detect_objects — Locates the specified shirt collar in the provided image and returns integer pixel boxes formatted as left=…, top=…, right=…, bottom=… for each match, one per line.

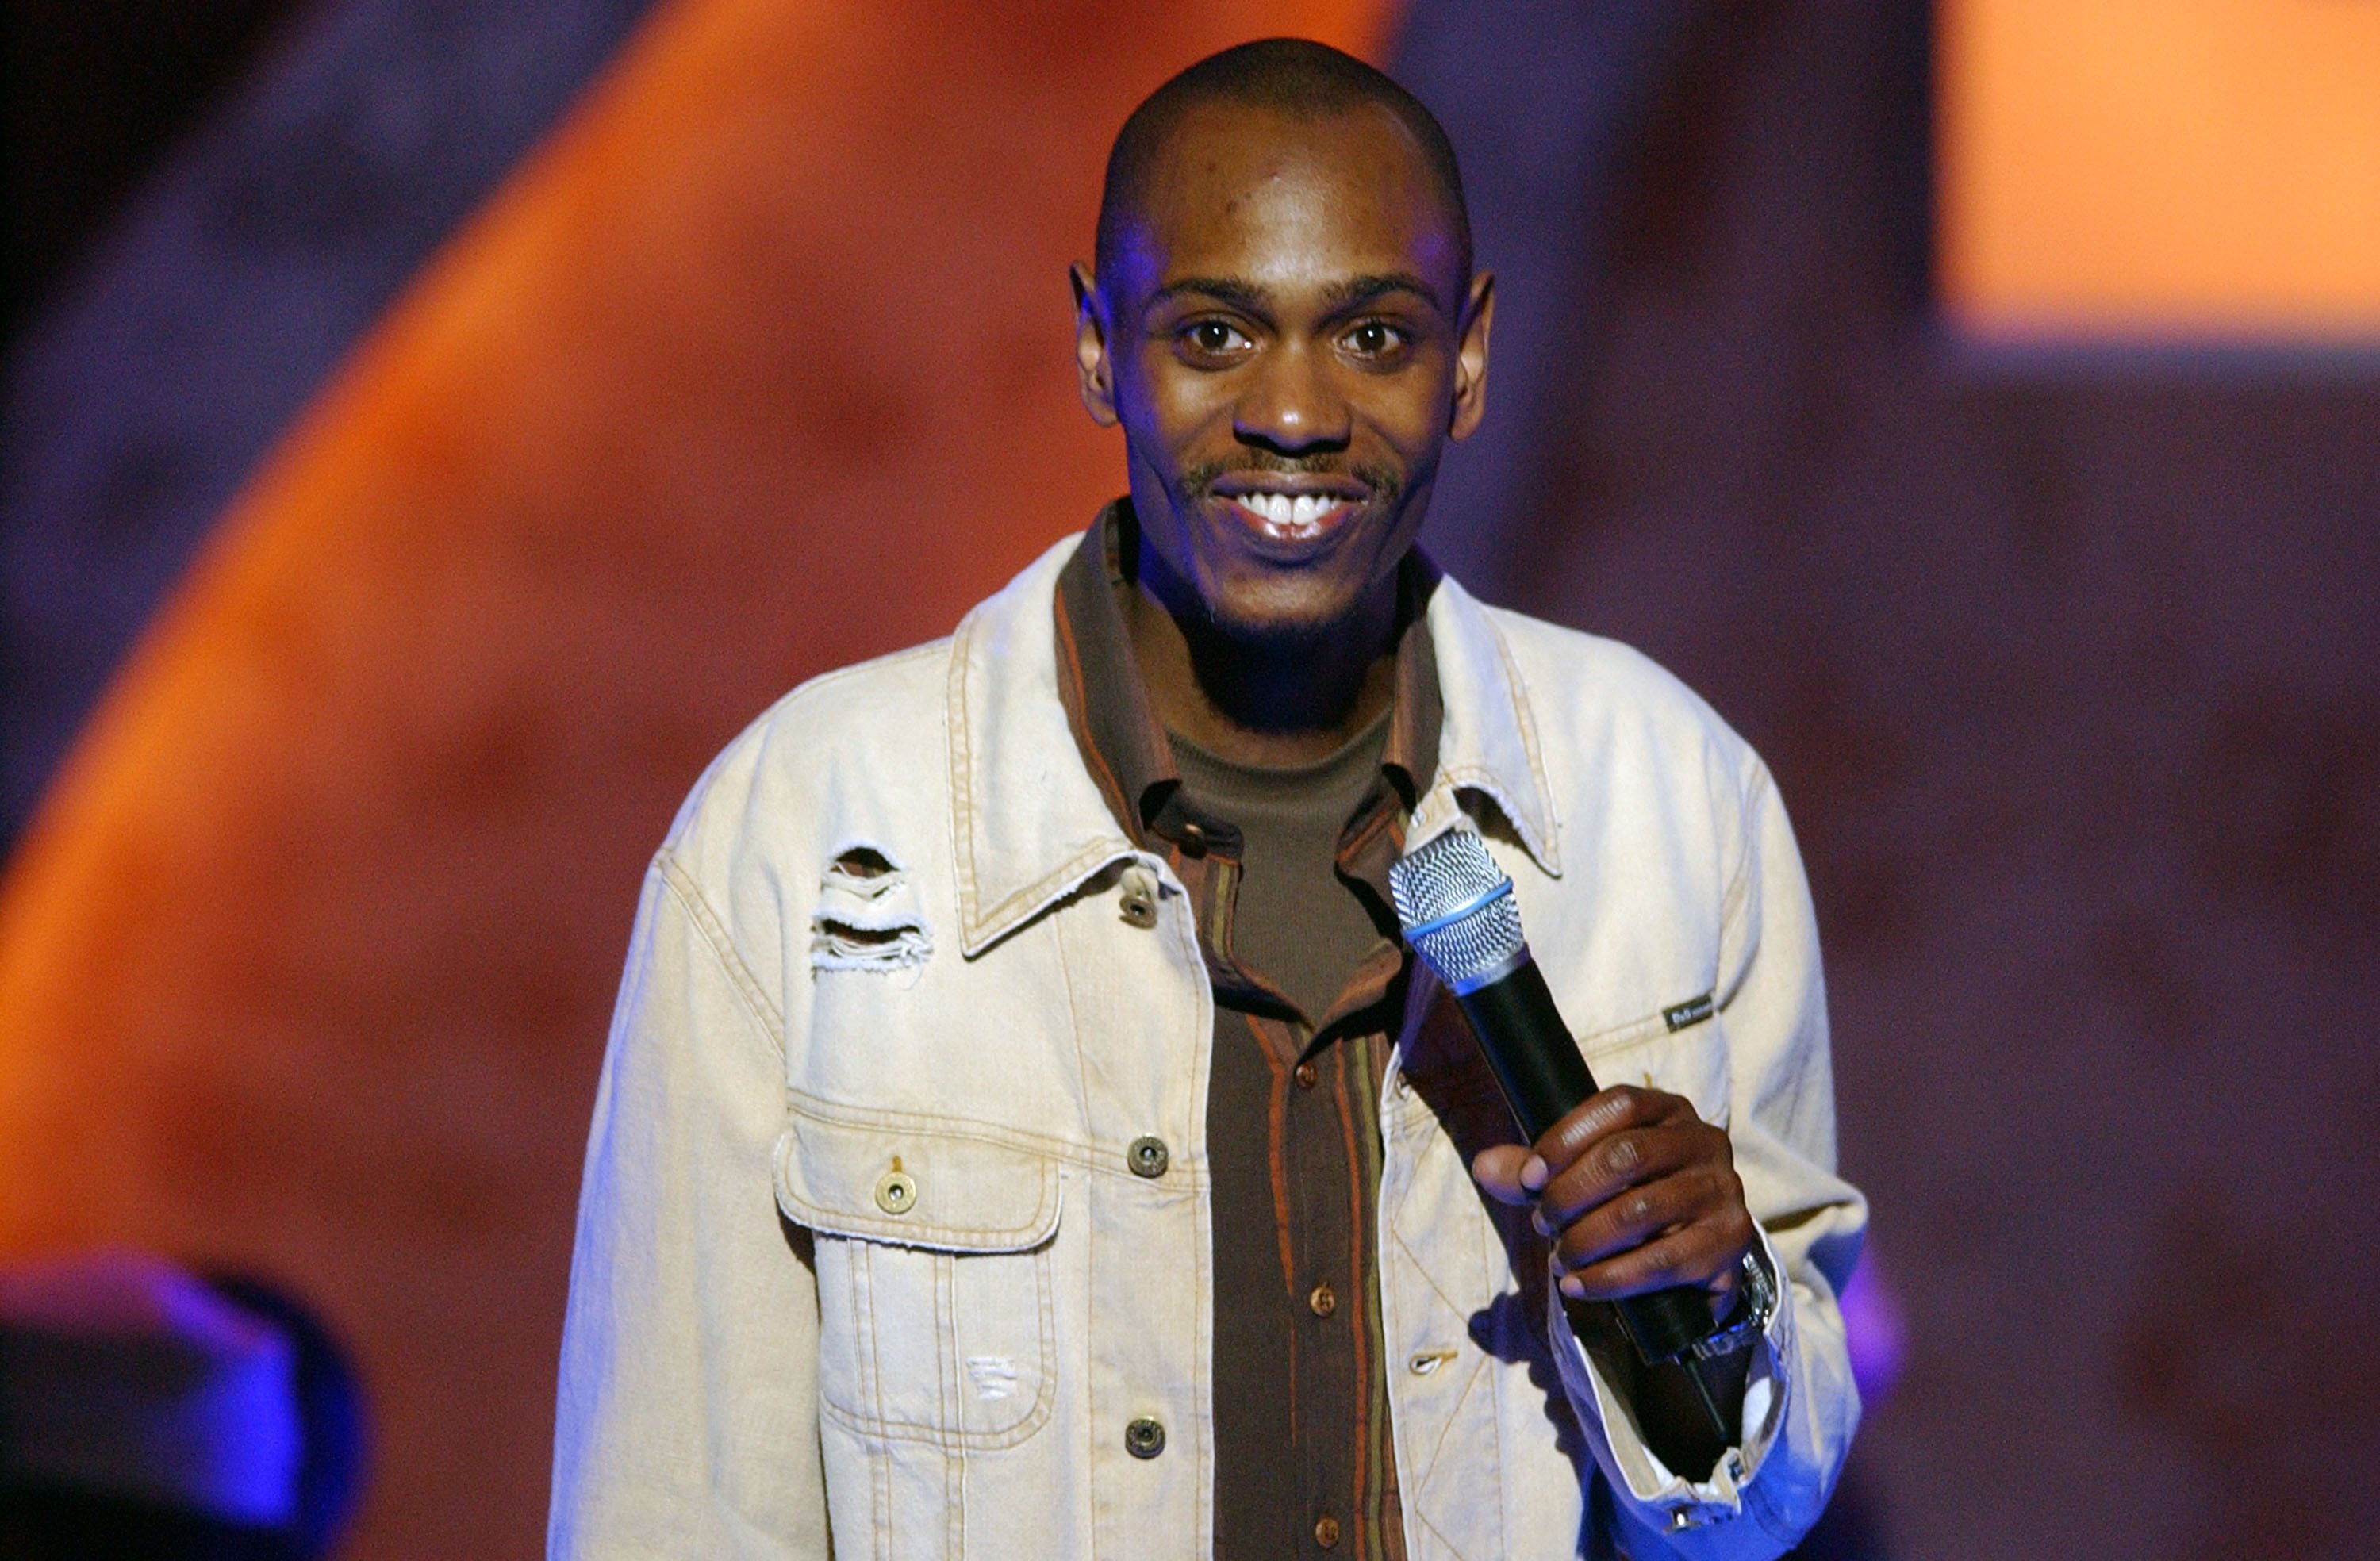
left=948, top=509, right=1559, bottom=957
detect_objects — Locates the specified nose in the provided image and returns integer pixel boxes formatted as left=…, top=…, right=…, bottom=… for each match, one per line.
left=1232, top=340, right=1349, bottom=456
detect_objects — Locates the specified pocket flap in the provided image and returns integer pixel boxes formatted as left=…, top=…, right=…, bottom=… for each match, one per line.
left=775, top=1099, right=1061, bottom=1252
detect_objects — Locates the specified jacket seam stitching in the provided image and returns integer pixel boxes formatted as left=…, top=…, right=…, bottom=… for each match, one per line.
left=947, top=615, right=985, bottom=941
left=1486, top=617, right=1562, bottom=870
left=1414, top=1487, right=1481, bottom=1561
left=1714, top=761, right=1768, bottom=1012
left=1050, top=906, right=1100, bottom=1172
left=966, top=842, right=1140, bottom=954
left=785, top=1087, right=1209, bottom=1186
left=655, top=850, right=785, bottom=1058
left=775, top=1162, right=1060, bottom=1251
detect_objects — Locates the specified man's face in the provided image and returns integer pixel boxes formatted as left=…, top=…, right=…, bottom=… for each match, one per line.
left=1075, top=102, right=1491, bottom=646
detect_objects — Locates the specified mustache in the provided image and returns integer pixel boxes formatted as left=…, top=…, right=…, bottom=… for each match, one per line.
left=1180, top=455, right=1403, bottom=504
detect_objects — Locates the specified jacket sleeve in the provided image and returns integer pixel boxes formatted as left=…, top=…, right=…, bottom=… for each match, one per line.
left=1549, top=761, right=1868, bottom=1560
left=548, top=850, right=828, bottom=1559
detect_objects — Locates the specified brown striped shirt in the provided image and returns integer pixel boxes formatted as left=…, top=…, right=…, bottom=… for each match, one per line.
left=1054, top=503, right=1440, bottom=1561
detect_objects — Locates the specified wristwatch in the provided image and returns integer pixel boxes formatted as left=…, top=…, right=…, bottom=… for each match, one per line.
left=1688, top=1247, right=1777, bottom=1361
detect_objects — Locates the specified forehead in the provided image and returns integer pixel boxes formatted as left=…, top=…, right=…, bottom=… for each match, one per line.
left=1113, top=101, right=1464, bottom=303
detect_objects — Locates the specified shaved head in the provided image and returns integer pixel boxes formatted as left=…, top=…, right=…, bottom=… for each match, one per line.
left=1096, top=38, right=1471, bottom=289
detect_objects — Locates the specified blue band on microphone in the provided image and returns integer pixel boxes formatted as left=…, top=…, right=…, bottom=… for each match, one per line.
left=1398, top=882, right=1511, bottom=944
left=1441, top=947, right=1529, bottom=996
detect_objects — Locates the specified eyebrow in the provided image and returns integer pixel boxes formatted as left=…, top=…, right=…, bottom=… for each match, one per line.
left=1147, top=270, right=1445, bottom=315
left=1327, top=272, right=1443, bottom=311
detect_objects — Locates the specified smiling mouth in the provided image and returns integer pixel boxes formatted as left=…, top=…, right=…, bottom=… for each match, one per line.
left=1218, top=489, right=1359, bottom=543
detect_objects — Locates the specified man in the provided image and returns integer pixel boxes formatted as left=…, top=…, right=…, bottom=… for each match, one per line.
left=551, top=38, right=1863, bottom=1561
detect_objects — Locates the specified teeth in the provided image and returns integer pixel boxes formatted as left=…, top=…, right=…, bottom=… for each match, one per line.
left=1234, top=491, right=1340, bottom=539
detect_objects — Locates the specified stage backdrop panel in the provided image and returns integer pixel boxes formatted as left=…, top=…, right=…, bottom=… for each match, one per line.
left=0, top=2, right=1393, bottom=1557
left=1940, top=0, right=2380, bottom=341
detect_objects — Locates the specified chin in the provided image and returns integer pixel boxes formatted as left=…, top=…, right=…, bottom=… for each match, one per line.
left=1200, top=580, right=1366, bottom=647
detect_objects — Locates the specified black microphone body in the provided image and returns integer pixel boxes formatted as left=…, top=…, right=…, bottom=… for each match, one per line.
left=1389, top=827, right=1741, bottom=1468
left=1445, top=953, right=1718, bottom=1367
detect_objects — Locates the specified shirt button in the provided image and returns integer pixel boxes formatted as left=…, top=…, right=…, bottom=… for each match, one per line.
left=1307, top=1283, right=1338, bottom=1318
left=1127, top=1136, right=1170, bottom=1178
left=1124, top=1417, right=1166, bottom=1459
left=1314, top=1515, right=1341, bottom=1548
left=1295, top=1061, right=1319, bottom=1089
left=1177, top=822, right=1209, bottom=858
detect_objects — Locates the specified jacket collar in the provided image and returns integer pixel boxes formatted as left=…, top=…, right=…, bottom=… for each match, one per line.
left=949, top=522, right=1561, bottom=957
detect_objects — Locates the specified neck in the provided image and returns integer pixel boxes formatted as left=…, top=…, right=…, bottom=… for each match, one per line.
left=1122, top=559, right=1401, bottom=769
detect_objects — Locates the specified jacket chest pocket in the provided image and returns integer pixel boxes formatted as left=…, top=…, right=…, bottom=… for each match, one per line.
left=776, top=1101, right=1062, bottom=1449
left=1580, top=1006, right=1734, bottom=1129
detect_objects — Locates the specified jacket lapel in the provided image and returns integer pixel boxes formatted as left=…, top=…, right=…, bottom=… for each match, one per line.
left=1408, top=574, right=1562, bottom=877
left=948, top=535, right=1140, bottom=956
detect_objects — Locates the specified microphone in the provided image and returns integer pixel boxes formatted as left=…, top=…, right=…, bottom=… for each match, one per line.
left=1388, top=828, right=1722, bottom=1372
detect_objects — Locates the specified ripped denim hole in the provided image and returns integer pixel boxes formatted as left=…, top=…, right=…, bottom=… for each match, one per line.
left=811, top=840, right=931, bottom=976
left=828, top=846, right=896, bottom=881
left=966, top=1356, right=1018, bottom=1401
left=810, top=911, right=932, bottom=974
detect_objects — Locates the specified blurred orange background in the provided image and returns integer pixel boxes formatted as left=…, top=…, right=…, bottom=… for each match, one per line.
left=0, top=2, right=1392, bottom=1555
left=1940, top=0, right=2380, bottom=339
left=6, top=3, right=2378, bottom=1559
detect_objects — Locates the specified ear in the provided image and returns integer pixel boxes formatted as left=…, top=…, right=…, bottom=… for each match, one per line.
left=1449, top=270, right=1495, bottom=442
left=1072, top=263, right=1119, bottom=428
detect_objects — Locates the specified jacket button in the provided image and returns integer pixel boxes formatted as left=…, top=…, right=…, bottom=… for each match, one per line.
left=1314, top=1515, right=1341, bottom=1548
left=1307, top=1284, right=1338, bottom=1318
left=1177, top=822, right=1208, bottom=858
left=1295, top=1061, right=1319, bottom=1089
left=1124, top=1417, right=1166, bottom=1459
left=873, top=1168, right=916, bottom=1215
left=1127, top=1136, right=1169, bottom=1178
left=1119, top=868, right=1158, bottom=928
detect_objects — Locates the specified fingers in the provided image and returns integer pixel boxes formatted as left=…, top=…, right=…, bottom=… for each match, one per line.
left=1549, top=1164, right=1752, bottom=1294
left=1531, top=1085, right=1683, bottom=1172
left=1534, top=1120, right=1712, bottom=1236
left=1469, top=1144, right=1548, bottom=1206
left=1518, top=1085, right=1755, bottom=1302
left=1554, top=1206, right=1752, bottom=1302
left=1533, top=1088, right=1709, bottom=1229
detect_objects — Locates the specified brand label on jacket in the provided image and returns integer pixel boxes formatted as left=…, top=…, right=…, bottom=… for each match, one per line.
left=1663, top=992, right=1715, bottom=1032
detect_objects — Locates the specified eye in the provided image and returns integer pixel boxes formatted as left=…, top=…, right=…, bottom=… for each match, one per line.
left=1179, top=319, right=1253, bottom=359
left=1341, top=320, right=1411, bottom=361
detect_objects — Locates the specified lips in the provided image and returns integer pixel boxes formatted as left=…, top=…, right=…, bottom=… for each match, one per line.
left=1209, top=480, right=1368, bottom=545
left=1230, top=491, right=1345, bottom=540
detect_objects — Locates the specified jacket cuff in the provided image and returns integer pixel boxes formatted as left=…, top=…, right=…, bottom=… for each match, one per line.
left=1549, top=1223, right=1798, bottom=1544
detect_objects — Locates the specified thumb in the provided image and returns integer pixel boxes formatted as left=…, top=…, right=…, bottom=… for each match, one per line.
left=1470, top=1144, right=1548, bottom=1206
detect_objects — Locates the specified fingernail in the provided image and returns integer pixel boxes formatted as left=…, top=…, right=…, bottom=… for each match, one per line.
left=1529, top=1208, right=1550, bottom=1238
left=1519, top=1156, right=1549, bottom=1191
left=1558, top=1274, right=1585, bottom=1299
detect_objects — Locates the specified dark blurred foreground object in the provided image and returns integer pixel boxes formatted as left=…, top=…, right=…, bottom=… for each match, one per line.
left=0, top=1252, right=367, bottom=1559
left=1, top=0, right=301, bottom=338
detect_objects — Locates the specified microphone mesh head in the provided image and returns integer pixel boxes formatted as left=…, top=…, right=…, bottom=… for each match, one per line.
left=1388, top=829, right=1526, bottom=991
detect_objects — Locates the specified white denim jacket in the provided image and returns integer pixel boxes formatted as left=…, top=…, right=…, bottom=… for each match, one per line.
left=549, top=538, right=1866, bottom=1560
